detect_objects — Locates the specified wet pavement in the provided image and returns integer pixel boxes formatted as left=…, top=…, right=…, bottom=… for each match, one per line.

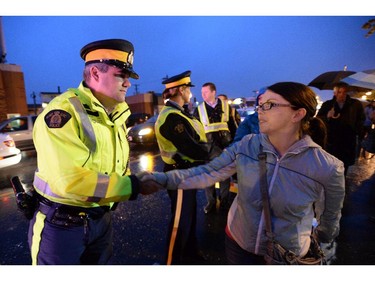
left=0, top=146, right=374, bottom=265
left=332, top=155, right=375, bottom=265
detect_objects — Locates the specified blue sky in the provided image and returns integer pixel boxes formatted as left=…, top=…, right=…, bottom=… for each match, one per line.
left=2, top=13, right=375, bottom=104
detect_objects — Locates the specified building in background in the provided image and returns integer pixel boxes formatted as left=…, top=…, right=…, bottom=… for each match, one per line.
left=0, top=17, right=28, bottom=121
left=0, top=63, right=28, bottom=121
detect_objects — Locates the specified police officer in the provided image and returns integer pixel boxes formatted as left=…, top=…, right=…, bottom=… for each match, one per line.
left=155, top=71, right=220, bottom=264
left=194, top=82, right=240, bottom=214
left=29, top=39, right=159, bottom=265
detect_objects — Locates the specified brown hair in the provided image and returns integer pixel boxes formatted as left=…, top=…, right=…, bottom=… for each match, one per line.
left=202, top=82, right=216, bottom=92
left=267, top=82, right=327, bottom=148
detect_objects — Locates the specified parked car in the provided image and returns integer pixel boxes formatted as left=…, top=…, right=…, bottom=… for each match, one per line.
left=127, top=114, right=158, bottom=145
left=126, top=113, right=151, bottom=128
left=0, top=133, right=22, bottom=168
left=0, top=115, right=37, bottom=151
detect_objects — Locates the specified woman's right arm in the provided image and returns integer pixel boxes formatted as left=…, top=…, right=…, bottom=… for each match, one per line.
left=152, top=143, right=238, bottom=190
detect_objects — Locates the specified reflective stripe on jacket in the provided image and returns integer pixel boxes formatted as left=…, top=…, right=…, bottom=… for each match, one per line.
left=197, top=100, right=230, bottom=133
left=155, top=106, right=207, bottom=165
left=33, top=82, right=133, bottom=207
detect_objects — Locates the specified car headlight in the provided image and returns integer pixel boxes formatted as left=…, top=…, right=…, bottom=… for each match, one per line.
left=138, top=128, right=153, bottom=136
left=4, top=139, right=15, bottom=147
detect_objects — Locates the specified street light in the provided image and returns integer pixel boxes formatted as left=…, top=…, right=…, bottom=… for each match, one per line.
left=30, top=92, right=37, bottom=115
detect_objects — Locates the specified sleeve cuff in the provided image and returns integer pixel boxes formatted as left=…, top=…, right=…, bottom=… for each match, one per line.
left=129, top=175, right=140, bottom=200
left=152, top=172, right=168, bottom=188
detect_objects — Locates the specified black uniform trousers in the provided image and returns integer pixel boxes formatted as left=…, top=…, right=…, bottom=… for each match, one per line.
left=164, top=163, right=200, bottom=265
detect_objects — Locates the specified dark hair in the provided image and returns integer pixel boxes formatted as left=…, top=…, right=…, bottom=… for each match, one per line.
left=164, top=86, right=186, bottom=99
left=202, top=82, right=216, bottom=92
left=267, top=82, right=327, bottom=148
left=218, top=94, right=228, bottom=100
left=333, top=82, right=349, bottom=89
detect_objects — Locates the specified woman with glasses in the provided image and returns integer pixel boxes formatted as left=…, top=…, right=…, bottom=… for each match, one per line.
left=141, top=81, right=345, bottom=265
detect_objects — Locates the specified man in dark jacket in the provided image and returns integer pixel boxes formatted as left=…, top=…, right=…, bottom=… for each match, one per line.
left=194, top=82, right=239, bottom=213
left=317, top=82, right=365, bottom=177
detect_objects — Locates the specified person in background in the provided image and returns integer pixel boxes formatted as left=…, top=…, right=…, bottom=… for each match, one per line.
left=29, top=39, right=159, bottom=265
left=317, top=82, right=365, bottom=177
left=194, top=83, right=239, bottom=214
left=155, top=70, right=220, bottom=264
left=217, top=94, right=241, bottom=129
left=361, top=99, right=375, bottom=159
left=140, top=81, right=345, bottom=265
left=233, top=90, right=264, bottom=143
left=363, top=100, right=375, bottom=135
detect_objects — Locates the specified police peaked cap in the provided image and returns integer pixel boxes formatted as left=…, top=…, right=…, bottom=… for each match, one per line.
left=80, top=39, right=139, bottom=79
left=162, top=70, right=195, bottom=89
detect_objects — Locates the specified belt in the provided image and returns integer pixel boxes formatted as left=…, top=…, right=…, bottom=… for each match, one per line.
left=37, top=194, right=110, bottom=227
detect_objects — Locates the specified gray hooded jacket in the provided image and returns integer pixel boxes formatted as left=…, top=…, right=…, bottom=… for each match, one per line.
left=152, top=133, right=345, bottom=257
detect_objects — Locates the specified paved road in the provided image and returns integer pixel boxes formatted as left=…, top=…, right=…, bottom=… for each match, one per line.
left=0, top=148, right=374, bottom=265
left=332, top=155, right=375, bottom=265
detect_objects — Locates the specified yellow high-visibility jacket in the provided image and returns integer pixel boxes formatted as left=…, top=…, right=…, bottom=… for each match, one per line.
left=197, top=99, right=230, bottom=133
left=33, top=82, right=134, bottom=208
left=155, top=105, right=208, bottom=165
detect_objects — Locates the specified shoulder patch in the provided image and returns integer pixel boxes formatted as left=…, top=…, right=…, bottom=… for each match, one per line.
left=174, top=123, right=185, bottom=134
left=44, top=110, right=72, bottom=128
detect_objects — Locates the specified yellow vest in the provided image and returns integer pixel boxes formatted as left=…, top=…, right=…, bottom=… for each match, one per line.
left=33, top=82, right=132, bottom=207
left=155, top=106, right=207, bottom=165
left=197, top=100, right=230, bottom=133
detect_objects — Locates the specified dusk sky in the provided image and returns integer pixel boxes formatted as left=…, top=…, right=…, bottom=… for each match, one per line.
left=2, top=4, right=375, bottom=105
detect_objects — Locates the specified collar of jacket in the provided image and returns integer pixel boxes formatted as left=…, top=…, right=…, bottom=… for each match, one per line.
left=74, top=82, right=131, bottom=124
left=205, top=98, right=218, bottom=108
left=259, top=133, right=320, bottom=159
left=166, top=100, right=184, bottom=111
left=166, top=100, right=194, bottom=119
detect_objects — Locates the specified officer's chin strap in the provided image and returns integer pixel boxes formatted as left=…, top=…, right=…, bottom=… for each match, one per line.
left=167, top=189, right=183, bottom=265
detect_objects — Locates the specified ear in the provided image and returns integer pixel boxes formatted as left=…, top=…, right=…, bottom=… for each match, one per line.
left=178, top=86, right=185, bottom=95
left=90, top=66, right=100, bottom=81
left=292, top=108, right=307, bottom=123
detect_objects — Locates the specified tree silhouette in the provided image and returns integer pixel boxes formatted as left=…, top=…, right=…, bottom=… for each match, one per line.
left=362, top=19, right=375, bottom=38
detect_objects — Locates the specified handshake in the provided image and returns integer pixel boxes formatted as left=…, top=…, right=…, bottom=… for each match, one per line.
left=136, top=172, right=165, bottom=195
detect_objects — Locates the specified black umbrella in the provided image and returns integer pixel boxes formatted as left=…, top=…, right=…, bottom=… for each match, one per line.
left=308, top=70, right=356, bottom=90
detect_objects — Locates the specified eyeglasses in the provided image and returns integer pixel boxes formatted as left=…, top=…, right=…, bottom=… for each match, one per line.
left=255, top=101, right=296, bottom=112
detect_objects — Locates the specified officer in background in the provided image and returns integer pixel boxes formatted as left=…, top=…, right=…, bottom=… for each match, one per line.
left=194, top=82, right=240, bottom=214
left=217, top=94, right=241, bottom=129
left=155, top=71, right=220, bottom=264
left=29, top=39, right=159, bottom=265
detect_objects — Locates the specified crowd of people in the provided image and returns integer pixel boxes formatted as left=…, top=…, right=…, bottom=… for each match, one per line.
left=25, top=37, right=374, bottom=265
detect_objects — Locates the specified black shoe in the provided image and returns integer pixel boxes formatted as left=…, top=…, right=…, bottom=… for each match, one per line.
left=204, top=202, right=215, bottom=214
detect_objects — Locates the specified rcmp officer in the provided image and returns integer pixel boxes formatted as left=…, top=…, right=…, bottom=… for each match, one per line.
left=194, top=82, right=240, bottom=213
left=155, top=70, right=220, bottom=264
left=29, top=39, right=159, bottom=265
